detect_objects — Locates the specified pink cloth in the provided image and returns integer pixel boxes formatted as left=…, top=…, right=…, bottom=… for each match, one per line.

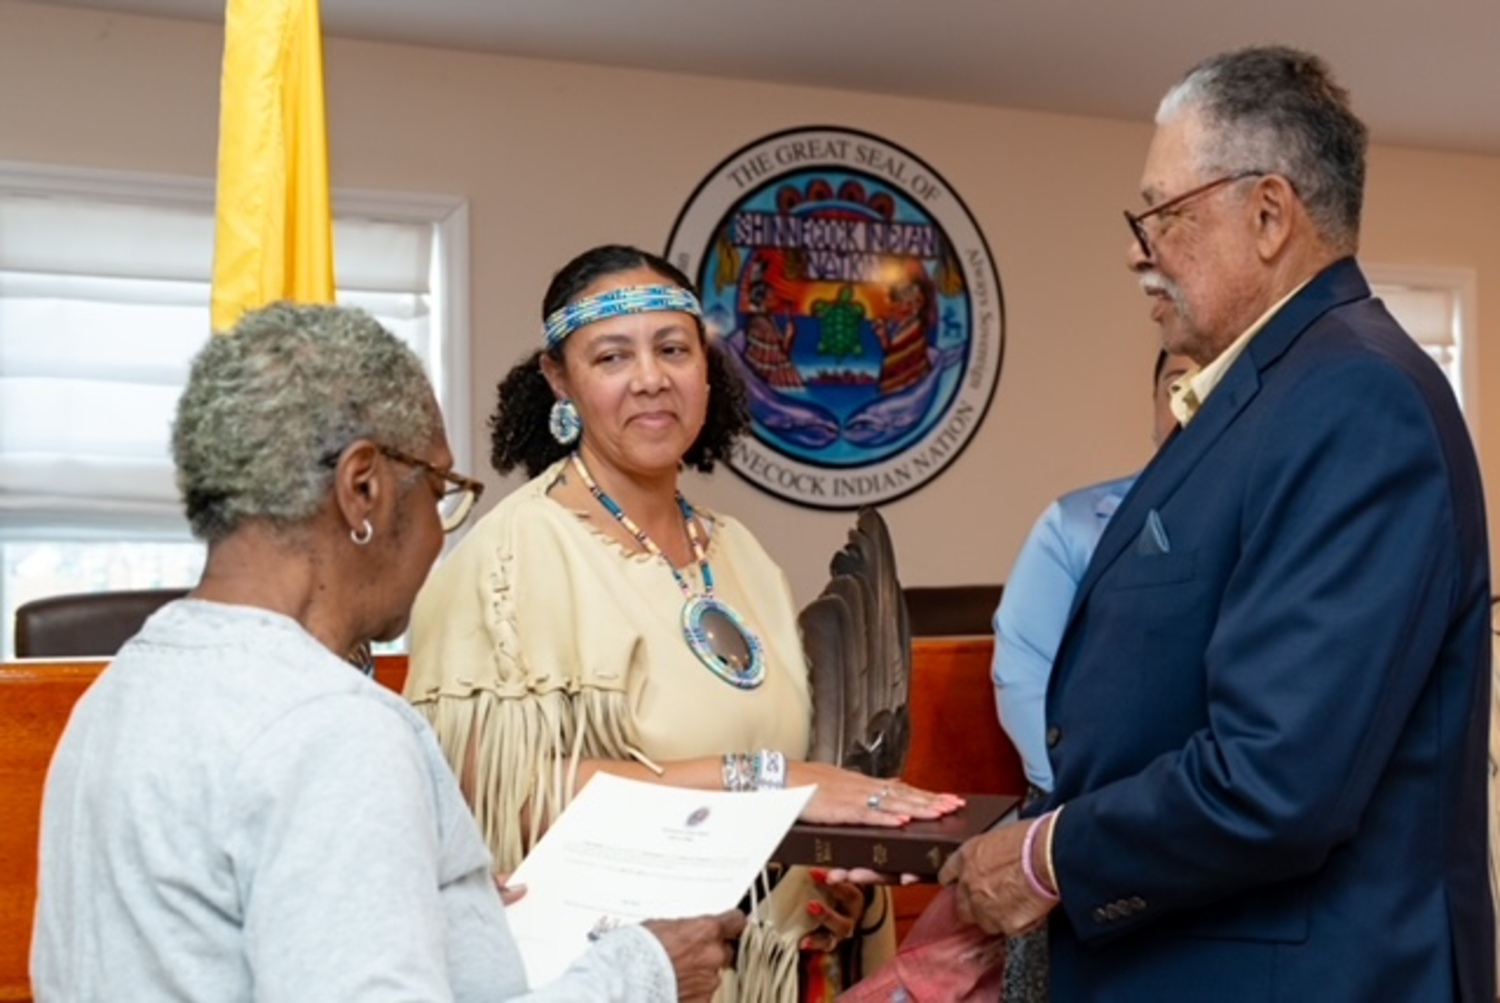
left=836, top=886, right=1007, bottom=1002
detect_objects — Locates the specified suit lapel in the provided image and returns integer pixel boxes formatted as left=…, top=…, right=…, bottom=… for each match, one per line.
left=1062, top=258, right=1373, bottom=630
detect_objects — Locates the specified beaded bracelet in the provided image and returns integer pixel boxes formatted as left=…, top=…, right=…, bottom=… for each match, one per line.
left=721, top=752, right=756, bottom=792
left=753, top=749, right=787, bottom=789
left=722, top=750, right=788, bottom=791
left=1021, top=811, right=1060, bottom=903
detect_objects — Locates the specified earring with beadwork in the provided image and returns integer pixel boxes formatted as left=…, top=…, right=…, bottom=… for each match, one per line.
left=549, top=398, right=581, bottom=445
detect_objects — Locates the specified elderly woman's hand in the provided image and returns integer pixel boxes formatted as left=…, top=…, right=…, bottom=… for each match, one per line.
left=789, top=762, right=964, bottom=827
left=642, top=909, right=747, bottom=1003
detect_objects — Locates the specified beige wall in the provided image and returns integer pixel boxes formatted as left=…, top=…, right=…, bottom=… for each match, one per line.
left=4, top=0, right=1498, bottom=604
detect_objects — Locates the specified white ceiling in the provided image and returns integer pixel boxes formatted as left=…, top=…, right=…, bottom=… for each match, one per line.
left=33, top=0, right=1500, bottom=157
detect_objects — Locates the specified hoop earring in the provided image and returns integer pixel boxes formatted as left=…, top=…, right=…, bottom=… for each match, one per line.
left=350, top=519, right=374, bottom=546
left=549, top=399, right=582, bottom=445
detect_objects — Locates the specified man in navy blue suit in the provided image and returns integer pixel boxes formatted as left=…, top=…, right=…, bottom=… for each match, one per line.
left=941, top=45, right=1493, bottom=1001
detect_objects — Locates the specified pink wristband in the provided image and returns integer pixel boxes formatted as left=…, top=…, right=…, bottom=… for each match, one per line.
left=1021, top=813, right=1060, bottom=903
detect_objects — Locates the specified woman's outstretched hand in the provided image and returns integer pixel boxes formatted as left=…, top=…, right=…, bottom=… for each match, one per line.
left=789, top=762, right=965, bottom=827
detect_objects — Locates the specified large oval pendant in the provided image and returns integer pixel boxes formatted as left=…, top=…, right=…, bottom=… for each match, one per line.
left=681, top=595, right=766, bottom=689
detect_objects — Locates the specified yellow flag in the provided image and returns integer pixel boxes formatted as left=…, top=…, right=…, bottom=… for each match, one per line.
left=210, top=0, right=336, bottom=334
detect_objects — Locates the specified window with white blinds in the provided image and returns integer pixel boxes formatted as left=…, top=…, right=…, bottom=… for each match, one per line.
left=0, top=162, right=470, bottom=655
left=1368, top=264, right=1478, bottom=435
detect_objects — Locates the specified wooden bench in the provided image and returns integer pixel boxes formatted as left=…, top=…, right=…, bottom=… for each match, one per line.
left=0, top=638, right=1018, bottom=999
left=0, top=655, right=410, bottom=1002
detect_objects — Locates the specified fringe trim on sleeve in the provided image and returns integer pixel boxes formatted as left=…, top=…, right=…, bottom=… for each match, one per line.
left=407, top=464, right=644, bottom=872
left=409, top=687, right=637, bottom=872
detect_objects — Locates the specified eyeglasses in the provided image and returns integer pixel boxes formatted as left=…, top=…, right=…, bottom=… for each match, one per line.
left=1123, top=169, right=1267, bottom=259
left=377, top=445, right=485, bottom=533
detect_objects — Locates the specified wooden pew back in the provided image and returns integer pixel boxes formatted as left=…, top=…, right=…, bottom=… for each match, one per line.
left=890, top=637, right=1023, bottom=936
left=0, top=662, right=100, bottom=1002
left=0, top=656, right=408, bottom=1003
left=0, top=641, right=1016, bottom=998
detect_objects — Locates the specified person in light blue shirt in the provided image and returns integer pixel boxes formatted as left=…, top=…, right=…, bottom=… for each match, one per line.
left=992, top=349, right=1192, bottom=794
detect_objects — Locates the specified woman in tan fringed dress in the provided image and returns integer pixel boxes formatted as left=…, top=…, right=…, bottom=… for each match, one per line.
left=406, top=245, right=961, bottom=1002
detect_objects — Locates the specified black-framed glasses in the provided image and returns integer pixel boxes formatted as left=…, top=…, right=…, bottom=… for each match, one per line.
left=377, top=445, right=485, bottom=533
left=1123, top=169, right=1267, bottom=259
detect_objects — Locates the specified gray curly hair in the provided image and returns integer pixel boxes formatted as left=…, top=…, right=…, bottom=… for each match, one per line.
left=1158, top=45, right=1368, bottom=255
left=172, top=302, right=441, bottom=542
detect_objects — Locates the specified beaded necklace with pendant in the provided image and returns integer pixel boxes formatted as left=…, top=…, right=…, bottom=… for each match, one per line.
left=570, top=452, right=766, bottom=689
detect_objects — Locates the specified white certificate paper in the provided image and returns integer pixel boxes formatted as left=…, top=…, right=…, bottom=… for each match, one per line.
left=504, top=773, right=815, bottom=989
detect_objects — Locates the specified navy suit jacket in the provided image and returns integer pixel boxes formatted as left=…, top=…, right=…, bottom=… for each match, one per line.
left=1041, top=259, right=1493, bottom=1002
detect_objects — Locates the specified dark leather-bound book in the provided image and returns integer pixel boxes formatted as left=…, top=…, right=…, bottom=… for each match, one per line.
left=772, top=794, right=1019, bottom=879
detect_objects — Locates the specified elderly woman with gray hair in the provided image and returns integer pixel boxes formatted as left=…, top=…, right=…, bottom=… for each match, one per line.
left=31, top=302, right=743, bottom=1002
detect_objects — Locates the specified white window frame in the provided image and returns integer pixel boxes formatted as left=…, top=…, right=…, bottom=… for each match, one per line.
left=1366, top=261, right=1479, bottom=445
left=0, top=160, right=472, bottom=477
left=0, top=161, right=471, bottom=651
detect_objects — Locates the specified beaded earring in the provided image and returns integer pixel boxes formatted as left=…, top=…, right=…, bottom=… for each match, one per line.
left=549, top=399, right=581, bottom=445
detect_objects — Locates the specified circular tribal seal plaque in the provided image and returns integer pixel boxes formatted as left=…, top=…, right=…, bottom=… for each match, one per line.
left=666, top=126, right=1003, bottom=509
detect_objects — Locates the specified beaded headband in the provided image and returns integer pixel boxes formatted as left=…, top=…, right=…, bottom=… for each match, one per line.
left=543, top=284, right=703, bottom=348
